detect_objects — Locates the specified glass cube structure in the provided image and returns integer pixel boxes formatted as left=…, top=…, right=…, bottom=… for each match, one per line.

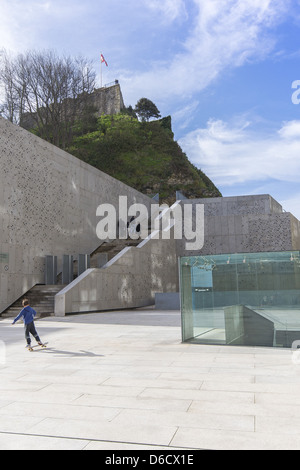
left=180, top=251, right=300, bottom=348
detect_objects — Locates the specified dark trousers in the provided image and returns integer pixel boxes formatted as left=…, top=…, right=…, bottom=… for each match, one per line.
left=25, top=321, right=41, bottom=345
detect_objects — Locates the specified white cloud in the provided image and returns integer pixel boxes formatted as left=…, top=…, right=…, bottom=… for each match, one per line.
left=120, top=0, right=290, bottom=106
left=0, top=0, right=290, bottom=101
left=278, top=120, right=300, bottom=139
left=172, top=101, right=200, bottom=130
left=280, top=193, right=300, bottom=220
left=179, top=118, right=300, bottom=187
left=0, top=0, right=87, bottom=53
left=179, top=116, right=300, bottom=219
left=144, top=0, right=187, bottom=23
left=0, top=1, right=48, bottom=51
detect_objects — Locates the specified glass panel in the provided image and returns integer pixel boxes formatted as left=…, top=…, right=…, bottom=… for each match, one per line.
left=180, top=251, right=300, bottom=348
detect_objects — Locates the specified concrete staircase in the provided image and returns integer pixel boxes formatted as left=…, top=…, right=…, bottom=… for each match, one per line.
left=1, top=285, right=65, bottom=319
left=1, top=235, right=144, bottom=319
left=90, top=237, right=141, bottom=267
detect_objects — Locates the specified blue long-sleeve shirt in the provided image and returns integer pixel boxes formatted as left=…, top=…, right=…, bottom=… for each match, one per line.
left=12, top=306, right=37, bottom=325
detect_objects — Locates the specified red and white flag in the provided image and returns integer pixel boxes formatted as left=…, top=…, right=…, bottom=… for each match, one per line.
left=101, top=54, right=108, bottom=67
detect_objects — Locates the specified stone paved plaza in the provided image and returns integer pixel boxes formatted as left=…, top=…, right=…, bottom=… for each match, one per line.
left=1, top=307, right=300, bottom=450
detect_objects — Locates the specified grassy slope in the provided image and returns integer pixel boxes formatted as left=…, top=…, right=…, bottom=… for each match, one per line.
left=67, top=114, right=221, bottom=204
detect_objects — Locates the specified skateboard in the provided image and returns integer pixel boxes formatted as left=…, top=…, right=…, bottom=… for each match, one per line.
left=26, top=342, right=48, bottom=352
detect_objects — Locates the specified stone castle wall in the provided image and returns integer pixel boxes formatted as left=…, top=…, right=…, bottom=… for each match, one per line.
left=21, top=82, right=125, bottom=130
left=88, top=83, right=125, bottom=117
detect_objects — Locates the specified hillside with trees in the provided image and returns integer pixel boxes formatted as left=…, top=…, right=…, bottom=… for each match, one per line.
left=0, top=49, right=221, bottom=203
left=67, top=112, right=221, bottom=204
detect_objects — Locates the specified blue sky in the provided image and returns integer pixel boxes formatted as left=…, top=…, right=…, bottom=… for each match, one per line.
left=1, top=0, right=300, bottom=217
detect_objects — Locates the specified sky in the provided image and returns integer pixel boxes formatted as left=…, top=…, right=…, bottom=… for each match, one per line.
left=1, top=0, right=300, bottom=218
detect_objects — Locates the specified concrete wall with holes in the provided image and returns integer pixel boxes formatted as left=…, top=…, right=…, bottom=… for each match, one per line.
left=177, top=194, right=300, bottom=257
left=0, top=116, right=153, bottom=313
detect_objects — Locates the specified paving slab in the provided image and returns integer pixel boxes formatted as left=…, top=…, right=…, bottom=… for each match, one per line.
left=1, top=307, right=300, bottom=450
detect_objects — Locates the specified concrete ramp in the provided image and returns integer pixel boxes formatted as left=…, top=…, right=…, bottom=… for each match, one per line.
left=224, top=305, right=300, bottom=348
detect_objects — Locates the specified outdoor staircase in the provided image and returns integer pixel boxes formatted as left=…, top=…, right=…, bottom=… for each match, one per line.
left=1, top=285, right=65, bottom=319
left=90, top=214, right=154, bottom=267
left=1, top=229, right=146, bottom=319
left=90, top=237, right=142, bottom=267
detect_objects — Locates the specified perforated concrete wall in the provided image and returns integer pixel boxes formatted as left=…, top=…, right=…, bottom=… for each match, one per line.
left=177, top=195, right=300, bottom=256
left=0, top=116, right=153, bottom=313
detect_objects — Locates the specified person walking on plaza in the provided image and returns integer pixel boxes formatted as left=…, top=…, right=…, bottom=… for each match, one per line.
left=12, top=299, right=44, bottom=350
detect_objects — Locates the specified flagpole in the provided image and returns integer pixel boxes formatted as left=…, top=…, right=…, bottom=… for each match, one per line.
left=100, top=53, right=108, bottom=88
left=100, top=52, right=103, bottom=88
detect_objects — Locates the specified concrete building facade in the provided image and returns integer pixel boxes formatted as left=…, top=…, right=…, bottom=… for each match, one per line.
left=0, top=116, right=162, bottom=314
left=177, top=194, right=300, bottom=257
left=2, top=113, right=300, bottom=318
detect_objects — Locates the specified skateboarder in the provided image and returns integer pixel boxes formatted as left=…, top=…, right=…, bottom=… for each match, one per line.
left=12, top=299, right=44, bottom=350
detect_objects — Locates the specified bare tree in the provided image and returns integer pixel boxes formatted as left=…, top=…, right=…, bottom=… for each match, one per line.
left=0, top=50, right=21, bottom=123
left=0, top=50, right=96, bottom=147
